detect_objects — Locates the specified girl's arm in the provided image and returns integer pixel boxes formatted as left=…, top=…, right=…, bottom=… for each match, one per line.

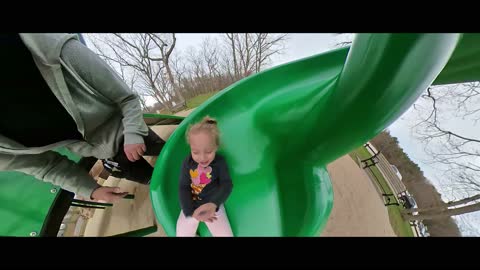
left=179, top=160, right=195, bottom=217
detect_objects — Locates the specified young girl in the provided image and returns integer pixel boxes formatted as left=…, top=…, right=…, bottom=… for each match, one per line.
left=176, top=116, right=234, bottom=237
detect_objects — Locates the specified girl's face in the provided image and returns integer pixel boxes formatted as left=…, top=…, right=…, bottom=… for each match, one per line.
left=189, top=131, right=217, bottom=168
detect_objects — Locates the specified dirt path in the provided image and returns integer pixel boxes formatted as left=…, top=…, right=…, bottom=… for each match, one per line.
left=321, top=155, right=396, bottom=236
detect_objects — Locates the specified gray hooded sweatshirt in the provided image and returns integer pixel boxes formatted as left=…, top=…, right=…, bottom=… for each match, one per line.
left=0, top=34, right=149, bottom=198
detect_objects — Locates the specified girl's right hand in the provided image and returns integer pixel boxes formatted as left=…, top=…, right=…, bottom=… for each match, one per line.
left=204, top=215, right=218, bottom=223
left=193, top=203, right=218, bottom=222
left=194, top=211, right=216, bottom=222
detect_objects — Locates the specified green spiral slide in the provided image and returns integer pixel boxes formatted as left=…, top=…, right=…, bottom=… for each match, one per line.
left=150, top=33, right=480, bottom=236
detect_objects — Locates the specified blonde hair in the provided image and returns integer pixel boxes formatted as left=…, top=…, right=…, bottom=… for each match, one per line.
left=186, top=116, right=220, bottom=147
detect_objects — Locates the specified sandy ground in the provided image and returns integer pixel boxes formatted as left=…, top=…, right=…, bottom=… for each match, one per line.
left=82, top=109, right=395, bottom=237
left=322, top=155, right=395, bottom=236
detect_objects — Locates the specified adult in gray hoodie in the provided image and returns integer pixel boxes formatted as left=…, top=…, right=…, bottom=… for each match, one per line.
left=0, top=33, right=165, bottom=202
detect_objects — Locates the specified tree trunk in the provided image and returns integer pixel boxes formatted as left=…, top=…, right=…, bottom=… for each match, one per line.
left=161, top=34, right=185, bottom=107
left=227, top=34, right=239, bottom=80
left=244, top=33, right=250, bottom=76
left=138, top=95, right=149, bottom=111
left=147, top=76, right=171, bottom=111
left=164, top=62, right=185, bottom=106
left=403, top=201, right=480, bottom=221
left=256, top=34, right=262, bottom=73
left=403, top=194, right=480, bottom=214
left=155, top=91, right=172, bottom=111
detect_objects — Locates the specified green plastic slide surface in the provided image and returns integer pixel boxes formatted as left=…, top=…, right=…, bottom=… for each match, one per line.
left=151, top=34, right=477, bottom=236
left=0, top=171, right=60, bottom=237
left=433, top=33, right=480, bottom=85
left=0, top=148, right=80, bottom=237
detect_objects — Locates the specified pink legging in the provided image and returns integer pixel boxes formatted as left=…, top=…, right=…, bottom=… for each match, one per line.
left=176, top=205, right=233, bottom=237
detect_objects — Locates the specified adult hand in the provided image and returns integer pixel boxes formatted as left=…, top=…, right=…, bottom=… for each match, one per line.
left=124, top=143, right=146, bottom=162
left=91, top=186, right=128, bottom=203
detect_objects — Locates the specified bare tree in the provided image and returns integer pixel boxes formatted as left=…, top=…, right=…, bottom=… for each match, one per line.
left=223, top=33, right=288, bottom=78
left=336, top=41, right=352, bottom=47
left=171, top=52, right=187, bottom=88
left=225, top=33, right=239, bottom=79
left=334, top=33, right=354, bottom=48
left=185, top=46, right=206, bottom=96
left=137, top=70, right=173, bottom=111
left=86, top=35, right=152, bottom=111
left=170, top=51, right=189, bottom=99
left=201, top=37, right=221, bottom=78
left=87, top=33, right=174, bottom=111
left=253, top=33, right=288, bottom=72
left=138, top=93, right=150, bottom=111
left=412, top=83, right=480, bottom=196
left=237, top=33, right=254, bottom=75
left=87, top=33, right=290, bottom=112
left=184, top=36, right=245, bottom=97
left=123, top=70, right=149, bottom=111
left=220, top=47, right=235, bottom=81
left=147, top=33, right=186, bottom=107
left=196, top=37, right=224, bottom=94
left=400, top=80, right=480, bottom=225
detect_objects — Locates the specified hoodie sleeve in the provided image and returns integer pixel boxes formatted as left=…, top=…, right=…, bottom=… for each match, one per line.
left=179, top=158, right=195, bottom=217
left=0, top=151, right=101, bottom=198
left=60, top=39, right=148, bottom=145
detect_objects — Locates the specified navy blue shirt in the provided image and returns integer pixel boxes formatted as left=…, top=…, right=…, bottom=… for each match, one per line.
left=179, top=154, right=233, bottom=217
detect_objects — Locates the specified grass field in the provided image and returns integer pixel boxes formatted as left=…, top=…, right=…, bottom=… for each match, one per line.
left=186, top=92, right=219, bottom=109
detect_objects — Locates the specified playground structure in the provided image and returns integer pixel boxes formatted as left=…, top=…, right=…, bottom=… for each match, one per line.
left=1, top=33, right=480, bottom=237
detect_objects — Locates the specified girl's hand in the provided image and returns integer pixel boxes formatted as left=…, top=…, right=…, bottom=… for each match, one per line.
left=193, top=203, right=217, bottom=222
